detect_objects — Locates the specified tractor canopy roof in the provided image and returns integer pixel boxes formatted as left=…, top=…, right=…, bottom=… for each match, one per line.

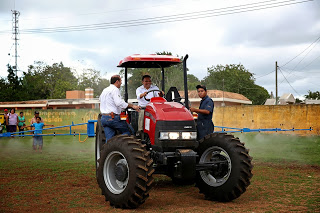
left=117, top=54, right=181, bottom=68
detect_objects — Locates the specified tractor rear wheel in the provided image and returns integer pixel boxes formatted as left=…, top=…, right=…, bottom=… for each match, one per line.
left=95, top=114, right=105, bottom=176
left=97, top=135, right=154, bottom=208
left=196, top=133, right=253, bottom=201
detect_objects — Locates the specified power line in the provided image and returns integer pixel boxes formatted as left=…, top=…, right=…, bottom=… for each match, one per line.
left=279, top=38, right=320, bottom=86
left=278, top=35, right=320, bottom=86
left=280, top=35, right=320, bottom=68
left=300, top=54, right=320, bottom=70
left=0, top=0, right=313, bottom=34
left=255, top=70, right=275, bottom=79
left=280, top=68, right=320, bottom=88
left=278, top=67, right=301, bottom=96
left=0, top=0, right=176, bottom=22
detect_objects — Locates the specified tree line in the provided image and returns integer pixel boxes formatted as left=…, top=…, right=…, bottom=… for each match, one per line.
left=0, top=62, right=109, bottom=102
left=122, top=51, right=270, bottom=105
left=6, top=51, right=315, bottom=105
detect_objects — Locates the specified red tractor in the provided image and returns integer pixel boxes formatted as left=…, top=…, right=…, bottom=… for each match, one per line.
left=95, top=54, right=253, bottom=208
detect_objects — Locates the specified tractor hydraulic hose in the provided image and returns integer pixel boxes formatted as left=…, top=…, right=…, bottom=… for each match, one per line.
left=78, top=133, right=88, bottom=143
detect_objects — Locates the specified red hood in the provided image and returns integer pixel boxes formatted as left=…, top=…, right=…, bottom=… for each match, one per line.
left=145, top=98, right=193, bottom=121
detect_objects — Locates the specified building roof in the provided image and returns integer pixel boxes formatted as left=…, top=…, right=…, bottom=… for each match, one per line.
left=305, top=99, right=320, bottom=104
left=179, top=90, right=252, bottom=104
left=0, top=100, right=48, bottom=108
left=264, top=93, right=296, bottom=105
left=279, top=93, right=295, bottom=103
left=0, top=89, right=252, bottom=108
left=264, top=99, right=276, bottom=105
left=0, top=99, right=99, bottom=108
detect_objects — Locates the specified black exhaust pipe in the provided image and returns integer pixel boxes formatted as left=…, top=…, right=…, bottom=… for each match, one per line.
left=183, top=54, right=189, bottom=109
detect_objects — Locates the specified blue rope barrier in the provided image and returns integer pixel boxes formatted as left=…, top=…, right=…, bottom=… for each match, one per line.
left=214, top=126, right=313, bottom=133
left=0, top=120, right=97, bottom=138
left=0, top=121, right=312, bottom=138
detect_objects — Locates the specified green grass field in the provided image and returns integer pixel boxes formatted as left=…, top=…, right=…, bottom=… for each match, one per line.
left=0, top=133, right=319, bottom=212
left=236, top=133, right=320, bottom=165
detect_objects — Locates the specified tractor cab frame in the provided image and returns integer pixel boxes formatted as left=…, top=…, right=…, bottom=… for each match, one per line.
left=118, top=54, right=190, bottom=108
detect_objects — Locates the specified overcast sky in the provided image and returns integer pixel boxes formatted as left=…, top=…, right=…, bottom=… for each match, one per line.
left=0, top=0, right=319, bottom=100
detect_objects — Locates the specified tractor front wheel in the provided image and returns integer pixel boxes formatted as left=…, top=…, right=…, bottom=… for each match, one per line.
left=97, top=135, right=154, bottom=208
left=196, top=133, right=253, bottom=201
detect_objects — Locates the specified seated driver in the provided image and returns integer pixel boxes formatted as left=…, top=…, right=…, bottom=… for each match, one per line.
left=136, top=75, right=163, bottom=134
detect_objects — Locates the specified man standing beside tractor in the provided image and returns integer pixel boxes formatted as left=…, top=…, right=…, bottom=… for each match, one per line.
left=99, top=75, right=140, bottom=141
left=190, top=85, right=214, bottom=140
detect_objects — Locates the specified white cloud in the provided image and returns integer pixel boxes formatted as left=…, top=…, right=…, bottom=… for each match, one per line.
left=0, top=0, right=319, bottom=98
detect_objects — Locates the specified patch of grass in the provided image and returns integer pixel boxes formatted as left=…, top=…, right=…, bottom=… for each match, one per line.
left=235, top=133, right=320, bottom=165
left=1, top=134, right=320, bottom=212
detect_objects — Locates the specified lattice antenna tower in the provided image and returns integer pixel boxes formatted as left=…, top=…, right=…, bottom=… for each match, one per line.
left=11, top=10, right=20, bottom=75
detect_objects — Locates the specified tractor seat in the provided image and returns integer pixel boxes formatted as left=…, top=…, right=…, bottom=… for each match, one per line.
left=166, top=87, right=182, bottom=102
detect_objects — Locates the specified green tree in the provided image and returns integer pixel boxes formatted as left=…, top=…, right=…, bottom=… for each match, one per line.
left=305, top=90, right=320, bottom=99
left=77, top=68, right=110, bottom=97
left=202, top=64, right=269, bottom=105
left=0, top=65, right=23, bottom=101
left=43, top=62, right=78, bottom=99
left=21, top=62, right=78, bottom=100
left=95, top=78, right=110, bottom=97
left=187, top=74, right=201, bottom=90
left=0, top=77, right=9, bottom=101
left=21, top=62, right=48, bottom=100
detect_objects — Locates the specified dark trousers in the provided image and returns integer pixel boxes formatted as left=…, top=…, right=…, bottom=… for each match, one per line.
left=101, top=115, right=131, bottom=142
left=7, top=125, right=17, bottom=133
left=197, top=119, right=214, bottom=140
left=18, top=126, right=25, bottom=136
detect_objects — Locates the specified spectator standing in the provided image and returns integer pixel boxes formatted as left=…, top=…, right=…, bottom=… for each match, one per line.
left=30, top=111, right=41, bottom=125
left=3, top=109, right=9, bottom=132
left=18, top=112, right=26, bottom=137
left=190, top=85, right=214, bottom=140
left=25, top=117, right=54, bottom=152
left=6, top=108, right=19, bottom=135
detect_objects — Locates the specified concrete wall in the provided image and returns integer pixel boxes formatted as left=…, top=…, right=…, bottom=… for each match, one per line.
left=213, top=104, right=320, bottom=135
left=15, top=104, right=320, bottom=135
left=19, top=109, right=99, bottom=132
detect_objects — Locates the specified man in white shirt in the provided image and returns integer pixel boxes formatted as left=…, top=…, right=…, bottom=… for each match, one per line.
left=99, top=75, right=140, bottom=141
left=136, top=75, right=163, bottom=133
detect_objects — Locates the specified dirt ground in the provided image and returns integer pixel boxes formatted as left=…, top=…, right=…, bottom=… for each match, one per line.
left=1, top=162, right=319, bottom=213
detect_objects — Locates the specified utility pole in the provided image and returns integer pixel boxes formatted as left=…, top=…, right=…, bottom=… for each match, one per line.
left=222, top=78, right=225, bottom=107
left=275, top=61, right=278, bottom=105
left=12, top=10, right=20, bottom=75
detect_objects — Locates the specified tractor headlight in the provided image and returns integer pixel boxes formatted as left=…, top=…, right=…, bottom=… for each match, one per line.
left=182, top=132, right=197, bottom=140
left=159, top=132, right=169, bottom=140
left=168, top=132, right=179, bottom=140
left=159, top=132, right=197, bottom=140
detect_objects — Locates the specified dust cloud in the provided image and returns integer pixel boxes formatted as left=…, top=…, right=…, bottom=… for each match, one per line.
left=234, top=132, right=320, bottom=165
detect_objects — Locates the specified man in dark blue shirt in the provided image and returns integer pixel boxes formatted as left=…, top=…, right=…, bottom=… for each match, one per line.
left=190, top=85, right=214, bottom=140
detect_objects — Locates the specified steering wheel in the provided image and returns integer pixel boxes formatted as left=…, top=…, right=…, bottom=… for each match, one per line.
left=143, top=89, right=163, bottom=101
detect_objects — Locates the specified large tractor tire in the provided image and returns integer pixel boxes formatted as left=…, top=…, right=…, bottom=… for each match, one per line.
left=95, top=114, right=106, bottom=175
left=97, top=135, right=154, bottom=208
left=196, top=133, right=253, bottom=201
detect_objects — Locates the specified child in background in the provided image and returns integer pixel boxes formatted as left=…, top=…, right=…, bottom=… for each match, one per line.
left=25, top=117, right=54, bottom=152
left=18, top=112, right=26, bottom=137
